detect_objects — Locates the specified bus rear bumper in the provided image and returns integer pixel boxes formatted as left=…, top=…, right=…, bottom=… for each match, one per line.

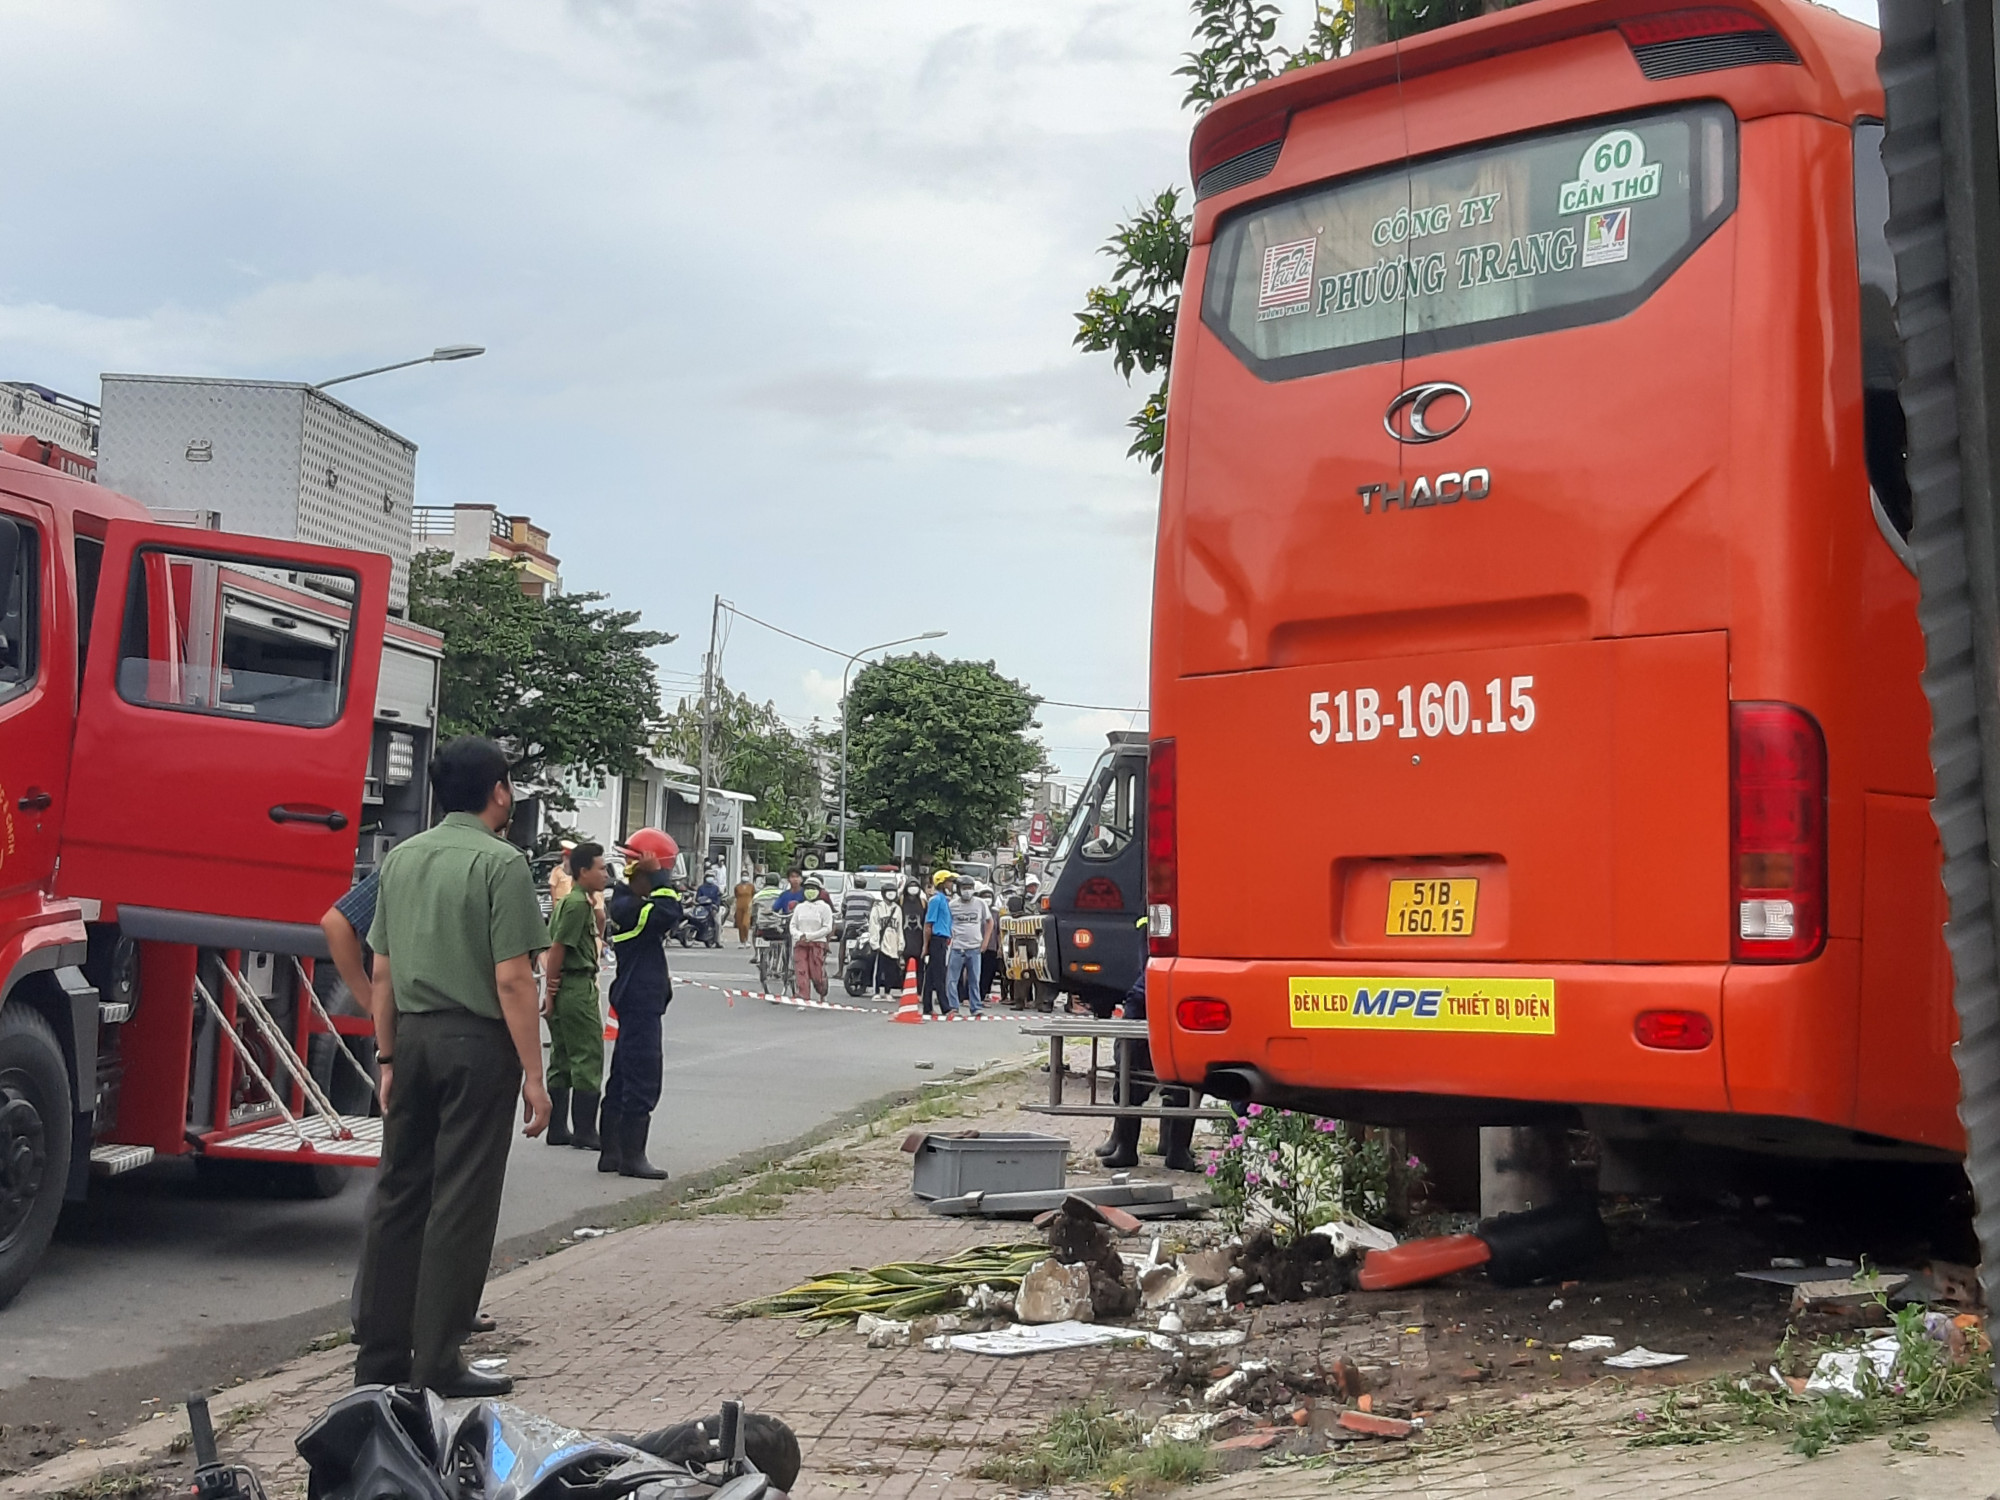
left=1149, top=956, right=1740, bottom=1123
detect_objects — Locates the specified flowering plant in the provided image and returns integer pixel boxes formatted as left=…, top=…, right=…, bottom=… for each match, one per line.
left=1203, top=1105, right=1403, bottom=1239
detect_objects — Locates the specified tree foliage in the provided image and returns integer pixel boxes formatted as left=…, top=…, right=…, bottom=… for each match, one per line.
left=408, top=550, right=672, bottom=804
left=1079, top=0, right=1502, bottom=468
left=845, top=655, right=1047, bottom=863
left=658, top=679, right=830, bottom=854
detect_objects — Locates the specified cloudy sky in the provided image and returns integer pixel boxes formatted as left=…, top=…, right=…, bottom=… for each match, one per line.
left=0, top=0, right=1874, bottom=784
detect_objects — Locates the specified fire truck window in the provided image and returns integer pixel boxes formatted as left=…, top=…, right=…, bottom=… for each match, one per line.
left=1203, top=101, right=1737, bottom=378
left=0, top=516, right=38, bottom=705
left=72, top=535, right=102, bottom=684
left=1853, top=122, right=1912, bottom=540
left=114, top=548, right=354, bottom=729
left=1080, top=760, right=1139, bottom=862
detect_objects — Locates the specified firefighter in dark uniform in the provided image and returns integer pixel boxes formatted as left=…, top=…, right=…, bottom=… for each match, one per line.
left=596, top=831, right=680, bottom=1179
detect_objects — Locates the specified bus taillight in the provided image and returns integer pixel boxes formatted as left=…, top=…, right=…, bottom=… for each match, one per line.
left=1147, top=737, right=1178, bottom=957
left=1730, top=703, right=1827, bottom=963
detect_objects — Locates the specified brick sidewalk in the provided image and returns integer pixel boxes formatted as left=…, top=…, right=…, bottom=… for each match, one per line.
left=19, top=1069, right=2000, bottom=1499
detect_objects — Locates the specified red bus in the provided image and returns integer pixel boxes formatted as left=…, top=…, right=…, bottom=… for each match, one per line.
left=1144, top=0, right=1959, bottom=1162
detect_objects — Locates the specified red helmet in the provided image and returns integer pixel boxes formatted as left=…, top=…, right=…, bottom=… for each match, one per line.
left=623, top=827, right=679, bottom=865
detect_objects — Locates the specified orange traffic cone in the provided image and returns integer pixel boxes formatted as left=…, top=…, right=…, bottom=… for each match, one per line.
left=892, top=958, right=924, bottom=1024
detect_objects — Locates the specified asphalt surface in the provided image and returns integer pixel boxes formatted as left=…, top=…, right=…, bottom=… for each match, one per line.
left=0, top=941, right=1020, bottom=1403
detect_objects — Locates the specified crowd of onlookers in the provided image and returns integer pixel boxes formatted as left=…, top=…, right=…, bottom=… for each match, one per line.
left=721, top=863, right=1035, bottom=1013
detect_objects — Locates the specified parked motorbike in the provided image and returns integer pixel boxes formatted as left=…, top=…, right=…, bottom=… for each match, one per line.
left=672, top=898, right=723, bottom=948
left=298, top=1387, right=796, bottom=1500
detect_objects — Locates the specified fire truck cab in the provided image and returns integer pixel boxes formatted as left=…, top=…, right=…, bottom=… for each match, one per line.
left=0, top=449, right=391, bottom=1304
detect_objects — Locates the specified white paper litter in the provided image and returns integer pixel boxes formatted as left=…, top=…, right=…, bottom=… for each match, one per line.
left=931, top=1320, right=1163, bottom=1357
left=572, top=1227, right=612, bottom=1239
left=1566, top=1335, right=1618, bottom=1352
left=1603, top=1346, right=1689, bottom=1370
left=1314, top=1219, right=1399, bottom=1256
left=1147, top=1407, right=1248, bottom=1447
left=469, top=1358, right=508, bottom=1374
left=1805, top=1337, right=1899, bottom=1397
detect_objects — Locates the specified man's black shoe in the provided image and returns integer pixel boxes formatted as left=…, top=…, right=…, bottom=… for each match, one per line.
left=426, top=1366, right=514, bottom=1398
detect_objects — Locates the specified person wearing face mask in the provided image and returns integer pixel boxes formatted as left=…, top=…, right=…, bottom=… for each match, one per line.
left=867, top=882, right=905, bottom=995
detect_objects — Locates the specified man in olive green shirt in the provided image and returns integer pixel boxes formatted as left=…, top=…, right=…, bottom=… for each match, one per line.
left=354, top=737, right=551, bottom=1397
left=542, top=841, right=609, bottom=1149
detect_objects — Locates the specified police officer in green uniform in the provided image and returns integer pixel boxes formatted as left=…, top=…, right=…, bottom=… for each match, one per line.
left=354, top=737, right=552, bottom=1397
left=543, top=842, right=609, bottom=1150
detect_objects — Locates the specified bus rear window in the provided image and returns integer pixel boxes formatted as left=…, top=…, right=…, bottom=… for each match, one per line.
left=1203, top=103, right=1736, bottom=379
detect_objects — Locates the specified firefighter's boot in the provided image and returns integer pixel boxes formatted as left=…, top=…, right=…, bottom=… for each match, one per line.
left=546, top=1087, right=573, bottom=1147
left=620, top=1114, right=669, bottom=1180
left=596, top=1109, right=626, bottom=1174
left=570, top=1090, right=601, bottom=1151
left=1099, top=1113, right=1142, bottom=1170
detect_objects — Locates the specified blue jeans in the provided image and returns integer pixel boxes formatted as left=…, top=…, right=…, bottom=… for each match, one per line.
left=947, top=947, right=983, bottom=1014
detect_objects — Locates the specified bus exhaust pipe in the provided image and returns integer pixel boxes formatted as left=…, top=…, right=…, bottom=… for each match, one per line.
left=1202, top=1066, right=1262, bottom=1102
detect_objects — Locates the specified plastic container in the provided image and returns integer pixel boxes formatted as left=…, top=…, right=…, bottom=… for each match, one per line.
left=908, top=1132, right=1068, bottom=1200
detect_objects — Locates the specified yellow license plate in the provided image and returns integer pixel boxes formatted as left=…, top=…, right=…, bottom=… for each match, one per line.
left=1385, top=878, right=1478, bottom=937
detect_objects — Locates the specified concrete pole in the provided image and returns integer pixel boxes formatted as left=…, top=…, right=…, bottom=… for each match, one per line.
left=1478, top=1125, right=1567, bottom=1219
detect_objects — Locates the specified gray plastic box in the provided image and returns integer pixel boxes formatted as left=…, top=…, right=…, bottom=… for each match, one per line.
left=909, top=1132, right=1068, bottom=1201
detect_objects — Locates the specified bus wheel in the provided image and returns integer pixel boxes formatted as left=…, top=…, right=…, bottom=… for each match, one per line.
left=0, top=1005, right=74, bottom=1309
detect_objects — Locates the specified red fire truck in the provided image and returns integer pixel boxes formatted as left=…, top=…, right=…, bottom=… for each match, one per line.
left=0, top=446, right=394, bottom=1304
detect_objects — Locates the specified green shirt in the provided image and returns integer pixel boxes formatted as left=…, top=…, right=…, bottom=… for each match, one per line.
left=549, top=887, right=600, bottom=979
left=367, top=812, right=550, bottom=1019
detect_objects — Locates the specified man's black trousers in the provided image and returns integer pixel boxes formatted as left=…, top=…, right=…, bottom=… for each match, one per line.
left=353, top=1010, right=520, bottom=1388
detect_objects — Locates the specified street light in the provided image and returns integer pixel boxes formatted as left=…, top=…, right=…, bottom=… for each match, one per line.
left=312, top=344, right=486, bottom=391
left=839, top=630, right=947, bottom=871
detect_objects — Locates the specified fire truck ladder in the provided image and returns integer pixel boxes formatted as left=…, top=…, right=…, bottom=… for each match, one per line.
left=190, top=963, right=382, bottom=1165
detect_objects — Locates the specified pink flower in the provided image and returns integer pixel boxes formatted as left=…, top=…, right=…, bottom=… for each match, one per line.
left=1229, top=1134, right=1245, bottom=1149
left=1406, top=1154, right=1422, bottom=1169
left=1316, top=1119, right=1339, bottom=1133
left=1206, top=1163, right=1218, bottom=1177
left=1245, top=1103, right=1264, bottom=1117
left=1245, top=1170, right=1261, bottom=1186
left=1268, top=1149, right=1281, bottom=1163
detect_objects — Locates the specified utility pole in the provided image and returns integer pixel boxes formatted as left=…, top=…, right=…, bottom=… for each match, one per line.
left=696, top=594, right=720, bottom=880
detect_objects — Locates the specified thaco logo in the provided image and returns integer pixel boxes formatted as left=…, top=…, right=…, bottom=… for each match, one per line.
left=1384, top=382, right=1471, bottom=443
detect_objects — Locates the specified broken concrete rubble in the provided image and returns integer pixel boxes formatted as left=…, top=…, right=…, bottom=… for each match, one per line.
left=1015, top=1259, right=1093, bottom=1324
left=1181, top=1246, right=1237, bottom=1290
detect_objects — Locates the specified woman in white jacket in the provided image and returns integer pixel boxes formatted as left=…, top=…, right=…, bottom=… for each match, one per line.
left=789, top=882, right=835, bottom=1000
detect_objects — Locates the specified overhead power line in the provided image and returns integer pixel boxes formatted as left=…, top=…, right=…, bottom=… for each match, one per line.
left=720, top=601, right=1148, bottom=717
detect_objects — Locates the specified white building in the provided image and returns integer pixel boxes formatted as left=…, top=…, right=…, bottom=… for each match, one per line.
left=563, top=755, right=770, bottom=886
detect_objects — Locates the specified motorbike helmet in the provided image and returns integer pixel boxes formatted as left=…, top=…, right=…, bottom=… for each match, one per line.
left=932, top=869, right=956, bottom=888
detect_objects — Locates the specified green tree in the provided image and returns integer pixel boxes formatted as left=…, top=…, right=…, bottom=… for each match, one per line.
left=408, top=549, right=672, bottom=804
left=845, top=655, right=1047, bottom=862
left=1079, top=0, right=1496, bottom=467
left=658, top=680, right=829, bottom=852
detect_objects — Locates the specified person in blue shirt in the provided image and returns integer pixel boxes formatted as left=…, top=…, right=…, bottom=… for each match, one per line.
left=922, top=871, right=957, bottom=1018
left=771, top=869, right=806, bottom=916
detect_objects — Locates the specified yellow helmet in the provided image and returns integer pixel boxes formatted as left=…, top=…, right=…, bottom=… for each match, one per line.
left=932, top=869, right=956, bottom=887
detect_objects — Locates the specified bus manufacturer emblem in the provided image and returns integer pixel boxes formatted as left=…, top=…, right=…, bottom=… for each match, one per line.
left=1384, top=382, right=1470, bottom=443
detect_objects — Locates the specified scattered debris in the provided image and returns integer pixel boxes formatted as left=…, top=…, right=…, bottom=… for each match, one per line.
left=1604, top=1346, right=1689, bottom=1370
left=1140, top=1264, right=1194, bottom=1308
left=1314, top=1219, right=1399, bottom=1256
left=1337, top=1410, right=1414, bottom=1439
left=1791, top=1273, right=1910, bottom=1313
left=927, top=1181, right=1199, bottom=1218
left=1048, top=1195, right=1140, bottom=1317
left=856, top=1314, right=912, bottom=1349
left=1211, top=1429, right=1285, bottom=1451
left=1204, top=1360, right=1270, bottom=1406
left=964, top=1283, right=1016, bottom=1318
left=914, top=1060, right=935, bottom=1070
left=469, top=1358, right=508, bottom=1375
left=1566, top=1335, right=1618, bottom=1352
left=1147, top=1408, right=1248, bottom=1446
left=1236, top=1227, right=1355, bottom=1302
left=1180, top=1247, right=1237, bottom=1290
left=1017, top=1259, right=1095, bottom=1325
left=1182, top=1329, right=1247, bottom=1350
left=571, top=1227, right=612, bottom=1239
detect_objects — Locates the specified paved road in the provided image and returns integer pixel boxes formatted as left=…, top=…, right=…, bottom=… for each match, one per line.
left=1, top=941, right=1022, bottom=1394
